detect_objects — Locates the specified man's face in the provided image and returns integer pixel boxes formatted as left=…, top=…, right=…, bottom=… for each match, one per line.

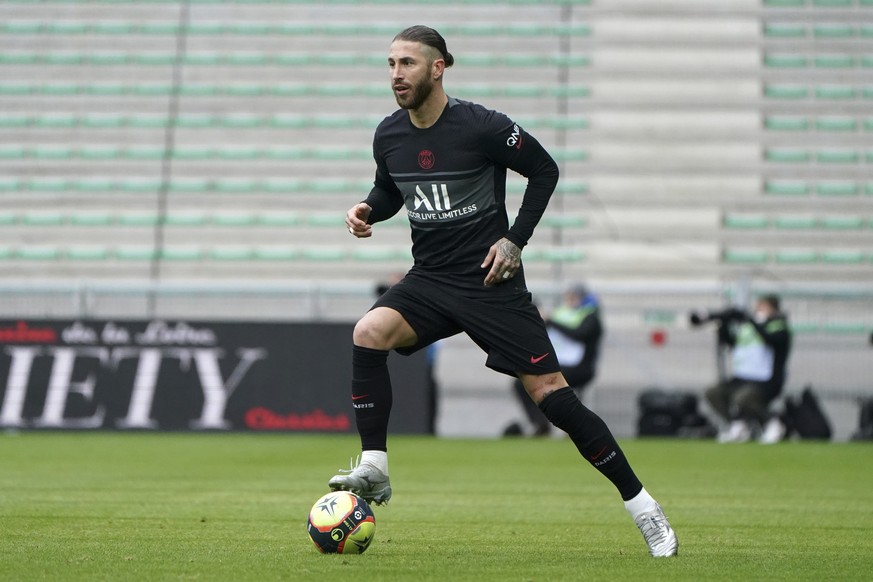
left=388, top=40, right=436, bottom=110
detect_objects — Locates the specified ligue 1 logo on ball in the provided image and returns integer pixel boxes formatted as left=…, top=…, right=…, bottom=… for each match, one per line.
left=418, top=149, right=435, bottom=169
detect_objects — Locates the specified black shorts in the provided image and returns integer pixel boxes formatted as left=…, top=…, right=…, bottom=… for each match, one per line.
left=371, top=272, right=561, bottom=377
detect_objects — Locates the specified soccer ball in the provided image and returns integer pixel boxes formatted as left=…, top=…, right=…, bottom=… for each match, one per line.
left=307, top=491, right=376, bottom=554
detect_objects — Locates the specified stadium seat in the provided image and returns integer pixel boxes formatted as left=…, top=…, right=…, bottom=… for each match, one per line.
left=66, top=246, right=110, bottom=261
left=765, top=148, right=809, bottom=163
left=820, top=250, right=866, bottom=264
left=817, top=182, right=860, bottom=196
left=253, top=247, right=298, bottom=261
left=722, top=249, right=769, bottom=264
left=723, top=214, right=768, bottom=229
left=775, top=250, right=818, bottom=264
left=815, top=117, right=857, bottom=131
left=209, top=247, right=254, bottom=261
left=15, top=246, right=60, bottom=261
left=765, top=180, right=811, bottom=196
left=821, top=216, right=865, bottom=229
left=765, top=116, right=809, bottom=131
left=773, top=216, right=816, bottom=229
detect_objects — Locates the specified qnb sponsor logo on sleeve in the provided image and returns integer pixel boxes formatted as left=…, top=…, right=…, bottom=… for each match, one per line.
left=506, top=123, right=523, bottom=150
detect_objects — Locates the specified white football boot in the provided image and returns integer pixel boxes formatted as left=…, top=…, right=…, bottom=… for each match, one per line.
left=634, top=504, right=679, bottom=558
left=328, top=456, right=392, bottom=505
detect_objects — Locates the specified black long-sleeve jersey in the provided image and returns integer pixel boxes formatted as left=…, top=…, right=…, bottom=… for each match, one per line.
left=363, top=97, right=559, bottom=290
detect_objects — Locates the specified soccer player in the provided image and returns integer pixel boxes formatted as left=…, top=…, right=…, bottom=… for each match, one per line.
left=329, top=25, right=678, bottom=558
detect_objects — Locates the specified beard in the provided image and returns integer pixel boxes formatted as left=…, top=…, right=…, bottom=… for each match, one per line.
left=394, top=75, right=434, bottom=110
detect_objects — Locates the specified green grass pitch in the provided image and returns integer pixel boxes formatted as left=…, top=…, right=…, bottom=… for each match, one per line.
left=2, top=432, right=872, bottom=581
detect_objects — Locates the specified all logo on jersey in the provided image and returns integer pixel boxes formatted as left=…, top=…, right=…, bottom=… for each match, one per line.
left=418, top=150, right=435, bottom=169
left=506, top=124, right=523, bottom=150
left=414, top=184, right=451, bottom=211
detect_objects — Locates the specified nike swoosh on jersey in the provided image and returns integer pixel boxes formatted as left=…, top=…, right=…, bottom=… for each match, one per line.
left=530, top=353, right=550, bottom=364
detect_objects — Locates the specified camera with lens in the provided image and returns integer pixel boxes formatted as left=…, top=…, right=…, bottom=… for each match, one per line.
left=688, top=307, right=748, bottom=327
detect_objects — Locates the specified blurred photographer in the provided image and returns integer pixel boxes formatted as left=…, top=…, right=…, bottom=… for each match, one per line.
left=691, top=294, right=792, bottom=444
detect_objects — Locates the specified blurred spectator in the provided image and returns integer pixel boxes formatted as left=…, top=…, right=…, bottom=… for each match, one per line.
left=504, top=284, right=603, bottom=436
left=695, top=294, right=792, bottom=444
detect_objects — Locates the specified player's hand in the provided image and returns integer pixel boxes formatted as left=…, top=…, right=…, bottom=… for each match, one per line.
left=346, top=203, right=373, bottom=238
left=481, top=237, right=522, bottom=286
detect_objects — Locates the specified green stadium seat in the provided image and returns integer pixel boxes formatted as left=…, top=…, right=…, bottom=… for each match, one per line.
left=763, top=23, right=806, bottom=38
left=812, top=0, right=852, bottom=6
left=541, top=215, right=587, bottom=228
left=816, top=85, right=856, bottom=99
left=774, top=216, right=816, bottom=229
left=814, top=24, right=855, bottom=38
left=83, top=115, right=128, bottom=128
left=0, top=84, right=33, bottom=95
left=214, top=180, right=258, bottom=194
left=26, top=178, right=69, bottom=192
left=39, top=84, right=79, bottom=96
left=536, top=248, right=586, bottom=263
left=161, top=247, right=203, bottom=261
left=253, top=247, right=298, bottom=261
left=258, top=213, right=299, bottom=227
left=307, top=215, right=345, bottom=227
left=0, top=178, right=21, bottom=192
left=763, top=0, right=805, bottom=6
left=79, top=146, right=121, bottom=160
left=117, top=213, right=160, bottom=226
left=74, top=178, right=115, bottom=192
left=21, top=212, right=64, bottom=226
left=815, top=117, right=857, bottom=131
left=820, top=250, right=865, bottom=264
left=34, top=114, right=77, bottom=128
left=211, top=213, right=257, bottom=227
left=118, top=180, right=162, bottom=193
left=302, top=248, right=348, bottom=261
left=0, top=212, right=17, bottom=225
left=0, top=146, right=25, bottom=159
left=114, top=246, right=158, bottom=261
left=764, top=54, right=808, bottom=68
left=817, top=182, right=859, bottom=196
left=93, top=22, right=135, bottom=35
left=70, top=212, right=113, bottom=226
left=723, top=214, right=768, bottom=229
left=766, top=148, right=809, bottom=163
left=15, top=246, right=60, bottom=261
left=823, top=321, right=869, bottom=333
left=31, top=146, right=74, bottom=160
left=814, top=55, right=855, bottom=68
left=169, top=180, right=210, bottom=193
left=821, top=216, right=864, bottom=229
left=765, top=116, right=809, bottom=131
left=775, top=249, right=817, bottom=264
left=210, top=247, right=254, bottom=261
left=0, top=246, right=12, bottom=260
left=862, top=25, right=873, bottom=38
left=352, top=247, right=404, bottom=261
left=165, top=213, right=207, bottom=227
left=816, top=149, right=859, bottom=163
left=2, top=21, right=42, bottom=34
left=765, top=180, right=810, bottom=196
left=262, top=179, right=303, bottom=193
left=66, top=246, right=110, bottom=260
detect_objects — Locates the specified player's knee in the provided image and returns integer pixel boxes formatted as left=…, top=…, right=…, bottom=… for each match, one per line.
left=353, top=318, right=391, bottom=349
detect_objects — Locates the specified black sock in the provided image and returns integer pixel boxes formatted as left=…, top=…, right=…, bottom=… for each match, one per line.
left=539, top=387, right=643, bottom=501
left=351, top=345, right=392, bottom=452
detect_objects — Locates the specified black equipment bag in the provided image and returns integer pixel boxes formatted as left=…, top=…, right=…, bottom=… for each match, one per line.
left=784, top=386, right=832, bottom=441
left=851, top=397, right=873, bottom=441
left=637, top=388, right=713, bottom=437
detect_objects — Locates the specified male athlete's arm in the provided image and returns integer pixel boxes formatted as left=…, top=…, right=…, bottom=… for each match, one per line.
left=480, top=112, right=559, bottom=285
left=347, top=148, right=405, bottom=238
